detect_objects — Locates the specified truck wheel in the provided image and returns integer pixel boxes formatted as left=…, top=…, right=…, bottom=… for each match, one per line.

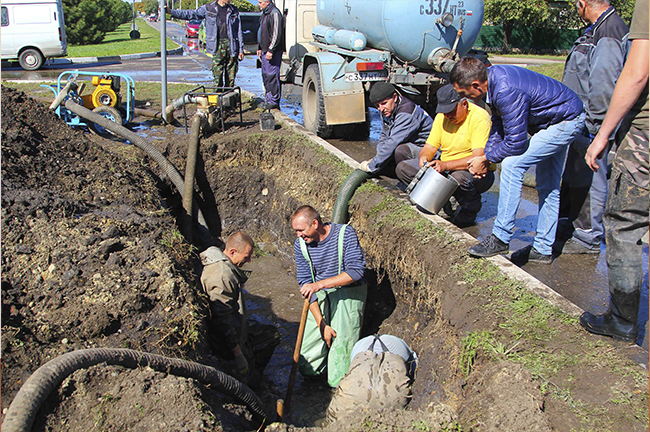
left=88, top=106, right=123, bottom=138
left=18, top=49, right=44, bottom=71
left=303, top=64, right=333, bottom=138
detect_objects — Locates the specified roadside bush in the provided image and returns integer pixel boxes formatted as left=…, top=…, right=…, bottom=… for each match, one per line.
left=64, top=0, right=132, bottom=45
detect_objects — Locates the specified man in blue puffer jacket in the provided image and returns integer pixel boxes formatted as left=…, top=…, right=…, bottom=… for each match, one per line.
left=450, top=58, right=585, bottom=264
left=169, top=0, right=244, bottom=87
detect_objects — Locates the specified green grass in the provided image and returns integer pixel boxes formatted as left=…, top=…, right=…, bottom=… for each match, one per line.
left=529, top=63, right=566, bottom=81
left=66, top=19, right=179, bottom=58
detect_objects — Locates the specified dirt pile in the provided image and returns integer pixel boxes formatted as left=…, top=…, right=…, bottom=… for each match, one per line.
left=0, top=86, right=235, bottom=431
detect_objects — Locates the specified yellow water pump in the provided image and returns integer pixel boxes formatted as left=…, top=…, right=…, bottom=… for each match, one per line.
left=80, top=75, right=122, bottom=109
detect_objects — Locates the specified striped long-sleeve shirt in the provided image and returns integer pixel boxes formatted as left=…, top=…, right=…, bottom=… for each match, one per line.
left=294, top=223, right=366, bottom=295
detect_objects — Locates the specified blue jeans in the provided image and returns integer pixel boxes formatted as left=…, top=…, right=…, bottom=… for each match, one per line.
left=492, top=112, right=585, bottom=255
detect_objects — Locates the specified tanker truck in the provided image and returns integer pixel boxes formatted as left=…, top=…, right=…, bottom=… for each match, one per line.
left=274, top=0, right=485, bottom=138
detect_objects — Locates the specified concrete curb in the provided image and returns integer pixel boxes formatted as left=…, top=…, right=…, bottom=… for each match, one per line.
left=262, top=98, right=585, bottom=318
left=47, top=47, right=184, bottom=66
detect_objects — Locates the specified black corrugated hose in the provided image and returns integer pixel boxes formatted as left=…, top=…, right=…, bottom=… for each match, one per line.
left=1, top=348, right=270, bottom=432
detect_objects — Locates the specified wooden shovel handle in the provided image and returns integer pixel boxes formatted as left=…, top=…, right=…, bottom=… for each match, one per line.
left=278, top=298, right=311, bottom=421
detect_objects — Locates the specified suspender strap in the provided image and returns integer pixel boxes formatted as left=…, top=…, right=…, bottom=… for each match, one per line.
left=368, top=334, right=390, bottom=353
left=299, top=224, right=348, bottom=284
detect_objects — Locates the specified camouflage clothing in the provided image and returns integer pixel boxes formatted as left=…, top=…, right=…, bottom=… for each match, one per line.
left=603, top=124, right=649, bottom=324
left=211, top=38, right=238, bottom=88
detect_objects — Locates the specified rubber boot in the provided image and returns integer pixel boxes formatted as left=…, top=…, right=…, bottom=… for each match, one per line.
left=580, top=265, right=640, bottom=343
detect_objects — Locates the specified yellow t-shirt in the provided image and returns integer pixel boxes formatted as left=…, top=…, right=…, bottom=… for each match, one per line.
left=424, top=102, right=492, bottom=163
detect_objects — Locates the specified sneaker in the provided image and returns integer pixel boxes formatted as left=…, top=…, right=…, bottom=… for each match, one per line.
left=554, top=237, right=600, bottom=255
left=510, top=245, right=552, bottom=265
left=468, top=234, right=509, bottom=258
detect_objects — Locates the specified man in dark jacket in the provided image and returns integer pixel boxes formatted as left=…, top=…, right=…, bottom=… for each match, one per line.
left=257, top=0, right=284, bottom=110
left=169, top=0, right=244, bottom=87
left=556, top=0, right=629, bottom=255
left=450, top=59, right=585, bottom=263
left=359, top=82, right=433, bottom=175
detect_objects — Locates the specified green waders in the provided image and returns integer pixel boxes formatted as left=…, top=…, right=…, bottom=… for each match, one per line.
left=297, top=225, right=367, bottom=388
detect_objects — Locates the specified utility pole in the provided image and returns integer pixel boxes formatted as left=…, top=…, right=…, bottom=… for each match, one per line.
left=160, top=0, right=168, bottom=122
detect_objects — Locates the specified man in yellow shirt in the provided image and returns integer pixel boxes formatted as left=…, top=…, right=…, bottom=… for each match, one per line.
left=395, top=84, right=494, bottom=227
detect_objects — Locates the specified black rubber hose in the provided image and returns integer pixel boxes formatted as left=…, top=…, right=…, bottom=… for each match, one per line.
left=1, top=348, right=270, bottom=432
left=62, top=99, right=214, bottom=249
left=332, top=169, right=371, bottom=224
left=183, top=114, right=204, bottom=243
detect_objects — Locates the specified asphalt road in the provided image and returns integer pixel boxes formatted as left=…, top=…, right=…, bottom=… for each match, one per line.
left=2, top=20, right=647, bottom=356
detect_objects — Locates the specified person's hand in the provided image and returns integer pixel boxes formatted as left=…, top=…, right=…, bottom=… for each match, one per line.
left=359, top=159, right=373, bottom=172
left=467, top=156, right=488, bottom=178
left=299, top=282, right=321, bottom=299
left=430, top=160, right=446, bottom=173
left=265, top=51, right=273, bottom=61
left=585, top=133, right=608, bottom=172
left=234, top=352, right=249, bottom=378
left=418, top=155, right=430, bottom=168
left=256, top=49, right=262, bottom=57
left=319, top=323, right=337, bottom=348
left=238, top=52, right=244, bottom=61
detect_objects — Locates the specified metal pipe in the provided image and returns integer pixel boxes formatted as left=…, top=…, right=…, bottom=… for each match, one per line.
left=160, top=0, right=168, bottom=122
left=164, top=95, right=209, bottom=124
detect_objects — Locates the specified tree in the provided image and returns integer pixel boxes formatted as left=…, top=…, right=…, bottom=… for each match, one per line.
left=484, top=0, right=550, bottom=52
left=142, top=0, right=159, bottom=15
left=63, top=0, right=132, bottom=45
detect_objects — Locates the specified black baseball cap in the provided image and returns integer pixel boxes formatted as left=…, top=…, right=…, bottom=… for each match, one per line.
left=436, top=84, right=461, bottom=114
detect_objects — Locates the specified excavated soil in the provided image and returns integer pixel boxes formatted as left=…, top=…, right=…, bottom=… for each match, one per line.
left=1, top=85, right=648, bottom=432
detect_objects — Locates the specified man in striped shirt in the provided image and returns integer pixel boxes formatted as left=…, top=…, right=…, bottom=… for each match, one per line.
left=291, top=205, right=367, bottom=388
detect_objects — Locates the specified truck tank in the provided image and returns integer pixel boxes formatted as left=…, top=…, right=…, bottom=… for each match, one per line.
left=316, top=0, right=484, bottom=69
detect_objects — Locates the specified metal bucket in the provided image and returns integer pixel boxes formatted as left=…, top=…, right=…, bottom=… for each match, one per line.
left=407, top=165, right=459, bottom=214
left=259, top=110, right=275, bottom=131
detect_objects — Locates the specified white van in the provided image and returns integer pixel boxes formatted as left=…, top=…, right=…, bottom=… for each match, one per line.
left=1, top=0, right=67, bottom=70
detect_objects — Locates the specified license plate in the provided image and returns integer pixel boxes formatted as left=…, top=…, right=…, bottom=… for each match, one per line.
left=344, top=71, right=387, bottom=82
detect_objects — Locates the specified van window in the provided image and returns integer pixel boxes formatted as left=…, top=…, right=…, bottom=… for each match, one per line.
left=1, top=7, right=8, bottom=26
left=14, top=5, right=51, bottom=24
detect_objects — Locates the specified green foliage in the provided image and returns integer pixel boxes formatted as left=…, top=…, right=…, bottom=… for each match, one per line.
left=142, top=0, right=159, bottom=15
left=63, top=0, right=132, bottom=45
left=483, top=0, right=637, bottom=52
left=484, top=0, right=549, bottom=51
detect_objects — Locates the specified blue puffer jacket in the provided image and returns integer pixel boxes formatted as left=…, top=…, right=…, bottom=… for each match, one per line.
left=485, top=65, right=583, bottom=163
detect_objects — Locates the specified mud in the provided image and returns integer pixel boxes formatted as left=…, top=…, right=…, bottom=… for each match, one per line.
left=1, top=85, right=648, bottom=432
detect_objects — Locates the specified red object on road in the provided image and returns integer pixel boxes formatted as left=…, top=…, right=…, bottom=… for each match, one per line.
left=186, top=20, right=201, bottom=38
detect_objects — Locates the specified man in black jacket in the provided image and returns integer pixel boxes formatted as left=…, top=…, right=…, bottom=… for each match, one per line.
left=556, top=0, right=629, bottom=255
left=257, top=0, right=284, bottom=110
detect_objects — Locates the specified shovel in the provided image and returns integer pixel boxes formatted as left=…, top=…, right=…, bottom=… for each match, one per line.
left=277, top=298, right=310, bottom=422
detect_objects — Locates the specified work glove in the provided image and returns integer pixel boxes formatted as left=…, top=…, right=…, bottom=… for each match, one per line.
left=359, top=159, right=373, bottom=172
left=234, top=353, right=250, bottom=379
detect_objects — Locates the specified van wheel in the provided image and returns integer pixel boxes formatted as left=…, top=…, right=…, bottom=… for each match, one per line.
left=302, top=64, right=333, bottom=138
left=89, top=106, right=123, bottom=138
left=18, top=49, right=44, bottom=71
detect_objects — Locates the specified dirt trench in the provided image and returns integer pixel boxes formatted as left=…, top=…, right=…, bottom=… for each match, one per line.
left=1, top=85, right=647, bottom=432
